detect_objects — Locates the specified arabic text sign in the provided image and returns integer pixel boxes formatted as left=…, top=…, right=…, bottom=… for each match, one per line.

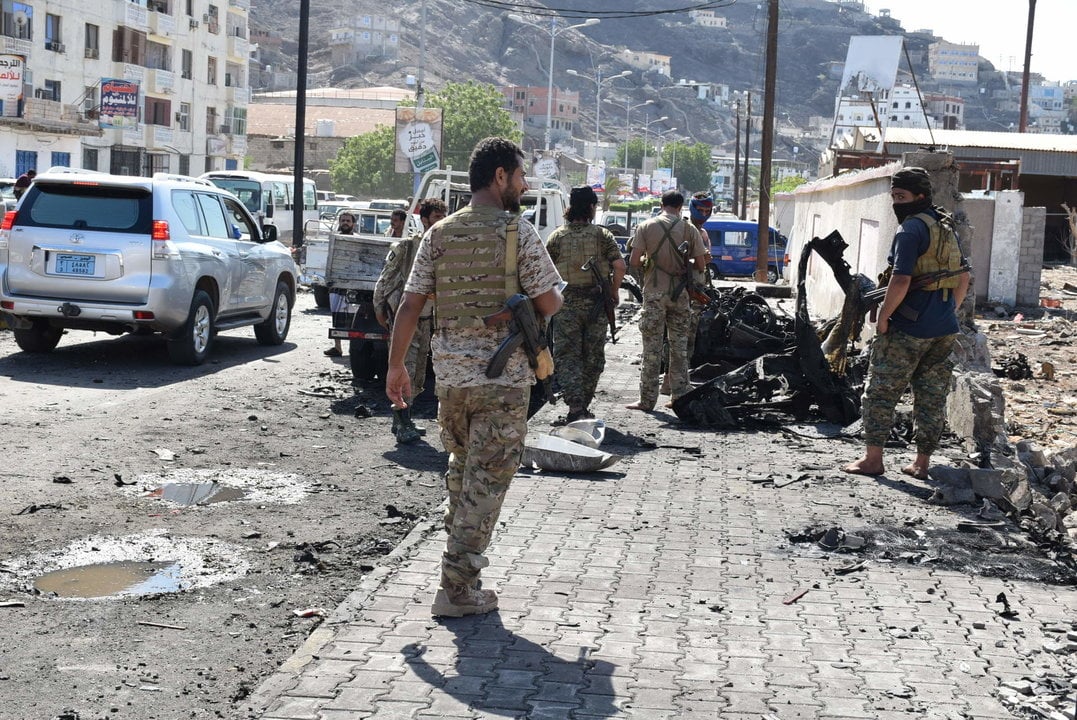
left=0, top=55, right=25, bottom=118
left=100, top=78, right=140, bottom=129
left=395, top=107, right=443, bottom=174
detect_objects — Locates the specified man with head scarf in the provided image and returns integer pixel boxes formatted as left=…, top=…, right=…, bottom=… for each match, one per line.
left=546, top=185, right=626, bottom=422
left=844, top=166, right=970, bottom=481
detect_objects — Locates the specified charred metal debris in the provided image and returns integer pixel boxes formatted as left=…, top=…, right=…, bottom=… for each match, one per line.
left=674, top=230, right=868, bottom=428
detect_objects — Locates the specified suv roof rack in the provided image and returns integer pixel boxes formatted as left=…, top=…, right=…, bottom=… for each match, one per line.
left=152, top=172, right=214, bottom=187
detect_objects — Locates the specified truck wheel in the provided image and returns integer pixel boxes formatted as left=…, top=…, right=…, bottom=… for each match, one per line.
left=312, top=285, right=330, bottom=309
left=254, top=281, right=292, bottom=345
left=13, top=320, right=63, bottom=353
left=767, top=266, right=779, bottom=284
left=168, top=290, right=215, bottom=365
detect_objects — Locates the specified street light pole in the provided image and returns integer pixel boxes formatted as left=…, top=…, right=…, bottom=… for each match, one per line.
left=641, top=114, right=669, bottom=175
left=508, top=14, right=599, bottom=151
left=566, top=68, right=632, bottom=162
left=603, top=98, right=652, bottom=169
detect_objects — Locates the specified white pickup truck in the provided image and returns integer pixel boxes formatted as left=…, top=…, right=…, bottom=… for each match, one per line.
left=322, top=169, right=567, bottom=381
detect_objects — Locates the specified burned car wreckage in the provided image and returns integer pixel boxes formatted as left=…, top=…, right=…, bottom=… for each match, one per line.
left=672, top=230, right=876, bottom=428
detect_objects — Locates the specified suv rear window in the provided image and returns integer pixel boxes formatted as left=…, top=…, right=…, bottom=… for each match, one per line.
left=19, top=184, right=153, bottom=234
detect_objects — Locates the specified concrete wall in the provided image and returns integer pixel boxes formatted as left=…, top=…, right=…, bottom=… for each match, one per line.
left=1018, top=207, right=1046, bottom=306
left=961, top=197, right=995, bottom=304
left=988, top=192, right=1024, bottom=306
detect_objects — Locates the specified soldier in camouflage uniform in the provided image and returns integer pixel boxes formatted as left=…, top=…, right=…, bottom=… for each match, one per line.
left=546, top=186, right=626, bottom=422
left=374, top=198, right=448, bottom=443
left=626, top=190, right=708, bottom=412
left=844, top=167, right=970, bottom=480
left=387, top=137, right=563, bottom=617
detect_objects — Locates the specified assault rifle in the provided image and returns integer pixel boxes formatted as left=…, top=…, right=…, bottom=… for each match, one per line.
left=484, top=293, right=556, bottom=403
left=670, top=240, right=712, bottom=306
left=582, top=256, right=617, bottom=344
left=863, top=265, right=970, bottom=322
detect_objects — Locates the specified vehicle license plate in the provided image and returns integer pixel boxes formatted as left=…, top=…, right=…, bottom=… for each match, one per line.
left=55, top=253, right=96, bottom=276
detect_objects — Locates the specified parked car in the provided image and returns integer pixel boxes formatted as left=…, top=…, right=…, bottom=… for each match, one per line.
left=0, top=178, right=17, bottom=212
left=0, top=170, right=297, bottom=364
left=700, top=218, right=789, bottom=284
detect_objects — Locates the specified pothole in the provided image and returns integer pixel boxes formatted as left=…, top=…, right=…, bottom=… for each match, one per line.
left=0, top=531, right=250, bottom=600
left=124, top=468, right=311, bottom=506
left=34, top=560, right=181, bottom=598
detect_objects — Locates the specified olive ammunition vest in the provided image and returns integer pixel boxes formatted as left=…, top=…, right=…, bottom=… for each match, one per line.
left=910, top=211, right=963, bottom=293
left=432, top=206, right=521, bottom=330
left=554, top=224, right=606, bottom=287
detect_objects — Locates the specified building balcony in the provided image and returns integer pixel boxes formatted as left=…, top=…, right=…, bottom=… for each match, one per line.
left=225, top=85, right=249, bottom=105
left=227, top=34, right=248, bottom=58
left=145, top=124, right=174, bottom=148
left=228, top=0, right=250, bottom=10
left=145, top=68, right=176, bottom=95
left=1, top=98, right=103, bottom=136
left=0, top=35, right=32, bottom=55
left=149, top=11, right=176, bottom=37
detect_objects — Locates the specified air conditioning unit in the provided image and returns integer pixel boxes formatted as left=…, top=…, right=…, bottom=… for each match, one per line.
left=84, top=47, right=99, bottom=59
left=189, top=18, right=199, bottom=29
left=33, top=88, right=48, bottom=99
left=46, top=41, right=65, bottom=53
left=202, top=13, right=210, bottom=21
left=224, top=73, right=232, bottom=86
left=219, top=123, right=232, bottom=134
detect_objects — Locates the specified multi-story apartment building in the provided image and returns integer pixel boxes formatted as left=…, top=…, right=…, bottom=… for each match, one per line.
left=618, top=49, right=671, bottom=78
left=0, top=0, right=250, bottom=179
left=328, top=15, right=399, bottom=68
left=688, top=10, right=727, bottom=29
left=928, top=40, right=980, bottom=84
left=497, top=84, right=579, bottom=148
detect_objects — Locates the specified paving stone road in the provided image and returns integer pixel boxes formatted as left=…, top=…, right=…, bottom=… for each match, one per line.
left=248, top=312, right=1076, bottom=720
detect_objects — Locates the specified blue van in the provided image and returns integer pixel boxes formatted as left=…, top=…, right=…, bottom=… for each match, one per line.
left=700, top=218, right=788, bottom=284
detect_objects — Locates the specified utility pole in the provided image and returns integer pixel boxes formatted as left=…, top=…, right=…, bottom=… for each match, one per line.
left=1018, top=0, right=1036, bottom=132
left=755, top=0, right=778, bottom=283
left=291, top=0, right=310, bottom=249
left=741, top=92, right=751, bottom=219
left=732, top=99, right=741, bottom=216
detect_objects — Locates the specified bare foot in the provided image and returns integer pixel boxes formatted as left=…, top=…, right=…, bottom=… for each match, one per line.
left=901, top=464, right=929, bottom=480
left=843, top=458, right=884, bottom=476
left=625, top=401, right=653, bottom=412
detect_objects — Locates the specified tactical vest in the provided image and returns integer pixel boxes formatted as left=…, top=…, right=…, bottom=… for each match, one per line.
left=432, top=206, right=521, bottom=330
left=910, top=211, right=963, bottom=292
left=649, top=215, right=690, bottom=279
left=554, top=224, right=606, bottom=287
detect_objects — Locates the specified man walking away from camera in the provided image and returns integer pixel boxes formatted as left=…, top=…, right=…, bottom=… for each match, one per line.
left=387, top=137, right=562, bottom=617
left=373, top=199, right=448, bottom=443
left=625, top=190, right=707, bottom=412
left=844, top=167, right=969, bottom=481
left=546, top=185, right=626, bottom=423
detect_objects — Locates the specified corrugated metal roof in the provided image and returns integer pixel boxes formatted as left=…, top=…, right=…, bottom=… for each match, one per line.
left=247, top=105, right=395, bottom=138
left=877, top=127, right=1077, bottom=154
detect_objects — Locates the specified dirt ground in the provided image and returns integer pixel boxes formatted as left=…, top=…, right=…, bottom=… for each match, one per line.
left=0, top=292, right=447, bottom=720
left=0, top=268, right=1073, bottom=720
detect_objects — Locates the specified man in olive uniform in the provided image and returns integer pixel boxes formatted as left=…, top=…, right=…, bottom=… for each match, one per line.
left=374, top=198, right=448, bottom=443
left=387, top=137, right=563, bottom=617
left=546, top=186, right=626, bottom=423
left=844, top=167, right=969, bottom=480
left=626, top=190, right=708, bottom=412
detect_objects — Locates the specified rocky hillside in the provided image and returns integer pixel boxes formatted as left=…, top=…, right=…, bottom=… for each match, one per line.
left=248, top=0, right=947, bottom=156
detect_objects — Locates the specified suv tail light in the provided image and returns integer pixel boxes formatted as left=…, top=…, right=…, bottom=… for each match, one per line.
left=151, top=220, right=175, bottom=259
left=0, top=210, right=15, bottom=252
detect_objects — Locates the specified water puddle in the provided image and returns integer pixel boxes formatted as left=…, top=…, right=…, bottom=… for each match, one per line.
left=147, top=482, right=247, bottom=506
left=34, top=560, right=181, bottom=598
left=0, top=531, right=250, bottom=600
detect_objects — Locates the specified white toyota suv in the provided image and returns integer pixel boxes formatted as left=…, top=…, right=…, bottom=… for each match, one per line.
left=0, top=170, right=297, bottom=364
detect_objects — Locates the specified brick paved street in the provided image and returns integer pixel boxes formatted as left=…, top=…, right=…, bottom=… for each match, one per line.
left=249, top=312, right=1076, bottom=720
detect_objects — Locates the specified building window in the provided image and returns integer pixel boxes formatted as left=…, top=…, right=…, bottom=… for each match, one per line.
left=112, top=26, right=147, bottom=65
left=207, top=56, right=217, bottom=85
left=147, top=153, right=168, bottom=174
left=146, top=40, right=171, bottom=70
left=205, top=106, right=217, bottom=134
left=225, top=106, right=246, bottom=135
left=177, top=102, right=189, bottom=131
left=43, top=78, right=61, bottom=101
left=45, top=12, right=60, bottom=50
left=185, top=0, right=193, bottom=16
left=84, top=23, right=99, bottom=58
left=3, top=3, right=33, bottom=40
left=206, top=4, right=219, bottom=33
left=181, top=48, right=192, bottom=79
left=51, top=151, right=70, bottom=167
left=148, top=0, right=170, bottom=13
left=178, top=154, right=189, bottom=175
left=82, top=148, right=98, bottom=171
left=204, top=156, right=214, bottom=173
left=145, top=96, right=171, bottom=126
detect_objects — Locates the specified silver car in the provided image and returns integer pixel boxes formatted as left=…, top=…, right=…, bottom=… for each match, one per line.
left=0, top=170, right=297, bottom=364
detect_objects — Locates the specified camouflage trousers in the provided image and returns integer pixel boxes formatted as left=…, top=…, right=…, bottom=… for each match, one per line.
left=405, top=316, right=433, bottom=399
left=552, top=293, right=608, bottom=411
left=638, top=290, right=692, bottom=409
left=862, top=330, right=956, bottom=454
left=437, top=383, right=529, bottom=590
